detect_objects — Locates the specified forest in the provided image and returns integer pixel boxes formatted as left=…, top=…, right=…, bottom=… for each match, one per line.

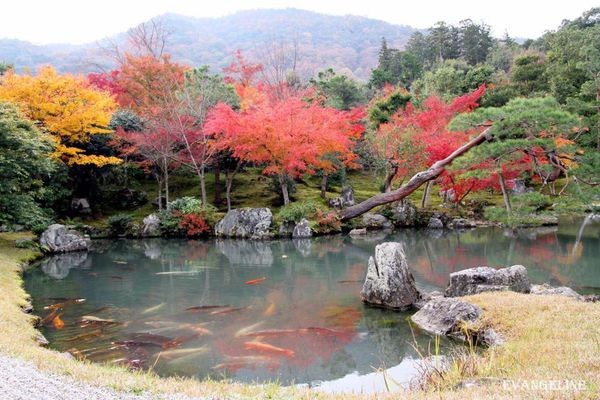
left=0, top=7, right=598, bottom=237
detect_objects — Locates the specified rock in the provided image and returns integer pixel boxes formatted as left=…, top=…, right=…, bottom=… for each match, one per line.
left=583, top=294, right=600, bottom=303
left=530, top=283, right=581, bottom=299
left=292, top=218, right=312, bottom=238
left=444, top=265, right=531, bottom=297
left=70, top=198, right=91, bottom=214
left=39, top=224, right=90, bottom=254
left=361, top=213, right=393, bottom=230
left=510, top=179, right=529, bottom=194
left=328, top=186, right=355, bottom=209
left=278, top=221, right=295, bottom=238
left=40, top=252, right=89, bottom=279
left=142, top=214, right=161, bottom=237
left=427, top=216, right=444, bottom=229
left=411, top=297, right=481, bottom=339
left=361, top=242, right=421, bottom=310
left=481, top=328, right=505, bottom=346
left=414, top=290, right=444, bottom=309
left=450, top=218, right=477, bottom=229
left=116, top=188, right=148, bottom=208
left=439, top=189, right=456, bottom=203
left=348, top=228, right=367, bottom=237
left=35, top=332, right=49, bottom=347
left=392, top=200, right=418, bottom=227
left=215, top=208, right=273, bottom=239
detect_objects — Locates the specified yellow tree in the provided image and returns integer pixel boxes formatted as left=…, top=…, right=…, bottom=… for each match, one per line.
left=0, top=66, right=121, bottom=166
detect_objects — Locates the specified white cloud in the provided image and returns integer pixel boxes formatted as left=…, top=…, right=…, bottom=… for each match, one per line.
left=0, top=0, right=597, bottom=44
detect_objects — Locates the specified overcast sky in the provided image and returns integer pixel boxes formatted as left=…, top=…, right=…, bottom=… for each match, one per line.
left=1, top=0, right=597, bottom=44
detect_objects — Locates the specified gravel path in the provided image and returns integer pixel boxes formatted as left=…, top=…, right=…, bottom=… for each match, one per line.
left=0, top=354, right=204, bottom=400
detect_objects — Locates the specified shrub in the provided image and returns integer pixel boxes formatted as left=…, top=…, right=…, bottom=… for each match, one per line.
left=312, top=209, right=342, bottom=234
left=107, top=214, right=132, bottom=236
left=159, top=197, right=218, bottom=237
left=278, top=201, right=318, bottom=223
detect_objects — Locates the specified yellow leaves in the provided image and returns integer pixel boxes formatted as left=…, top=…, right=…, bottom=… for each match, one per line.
left=0, top=66, right=119, bottom=167
left=554, top=137, right=575, bottom=148
left=554, top=137, right=578, bottom=169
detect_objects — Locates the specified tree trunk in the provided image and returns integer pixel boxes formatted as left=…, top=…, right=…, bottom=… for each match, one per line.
left=383, top=165, right=398, bottom=193
left=279, top=173, right=290, bottom=205
left=320, top=173, right=328, bottom=199
left=156, top=176, right=163, bottom=212
left=420, top=181, right=432, bottom=208
left=225, top=162, right=241, bottom=211
left=340, top=126, right=492, bottom=221
left=200, top=165, right=207, bottom=205
left=214, top=164, right=222, bottom=205
left=163, top=157, right=170, bottom=206
left=498, top=171, right=512, bottom=215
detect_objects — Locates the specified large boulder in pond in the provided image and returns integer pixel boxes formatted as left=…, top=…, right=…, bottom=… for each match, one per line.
left=411, top=297, right=481, bottom=337
left=292, top=218, right=312, bottom=238
left=39, top=224, right=90, bottom=254
left=142, top=214, right=161, bottom=237
left=361, top=242, right=421, bottom=310
left=215, top=208, right=273, bottom=240
left=445, top=265, right=531, bottom=297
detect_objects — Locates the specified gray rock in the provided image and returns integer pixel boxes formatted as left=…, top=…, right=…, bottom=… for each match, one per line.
left=427, top=217, right=444, bottom=229
left=215, top=208, right=273, bottom=239
left=328, top=186, right=355, bottom=209
left=445, top=265, right=531, bottom=297
left=510, top=179, right=529, bottom=194
left=361, top=213, right=393, bottom=230
left=439, top=189, right=456, bottom=203
left=393, top=200, right=418, bottom=227
left=583, top=294, right=600, bottom=303
left=414, top=290, right=444, bottom=309
left=70, top=198, right=91, bottom=214
left=411, top=297, right=481, bottom=339
left=142, top=214, right=161, bottom=237
left=278, top=221, right=295, bottom=238
left=450, top=218, right=477, bottom=229
left=361, top=242, right=421, bottom=310
left=292, top=218, right=312, bottom=238
left=348, top=228, right=367, bottom=237
left=530, top=283, right=581, bottom=299
left=39, top=224, right=90, bottom=254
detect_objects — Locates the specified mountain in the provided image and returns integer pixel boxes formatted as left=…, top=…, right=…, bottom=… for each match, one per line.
left=0, top=9, right=417, bottom=80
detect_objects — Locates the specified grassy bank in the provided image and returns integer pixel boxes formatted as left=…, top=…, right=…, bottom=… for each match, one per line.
left=1, top=233, right=598, bottom=399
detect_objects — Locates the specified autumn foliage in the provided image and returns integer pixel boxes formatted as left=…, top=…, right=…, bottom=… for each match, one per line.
left=0, top=66, right=119, bottom=166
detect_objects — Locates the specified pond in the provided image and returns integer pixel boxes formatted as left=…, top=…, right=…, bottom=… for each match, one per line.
left=24, top=221, right=600, bottom=393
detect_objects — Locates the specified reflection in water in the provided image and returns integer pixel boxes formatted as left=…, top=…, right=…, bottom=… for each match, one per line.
left=24, top=221, right=600, bottom=388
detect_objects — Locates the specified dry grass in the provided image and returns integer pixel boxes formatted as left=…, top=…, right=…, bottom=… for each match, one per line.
left=1, top=233, right=599, bottom=399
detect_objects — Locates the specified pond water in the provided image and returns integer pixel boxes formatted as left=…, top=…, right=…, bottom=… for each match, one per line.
left=24, top=221, right=600, bottom=393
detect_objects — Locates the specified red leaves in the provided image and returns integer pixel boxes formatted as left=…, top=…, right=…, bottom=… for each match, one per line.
left=178, top=213, right=211, bottom=237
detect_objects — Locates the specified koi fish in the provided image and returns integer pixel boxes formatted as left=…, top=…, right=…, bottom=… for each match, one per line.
left=212, top=360, right=280, bottom=371
left=141, top=302, right=166, bottom=315
left=241, top=329, right=297, bottom=338
left=245, top=277, right=266, bottom=285
left=160, top=346, right=208, bottom=359
left=52, top=314, right=65, bottom=329
left=177, top=324, right=212, bottom=336
left=210, top=306, right=249, bottom=315
left=244, top=341, right=295, bottom=357
left=117, top=332, right=180, bottom=349
left=155, top=271, right=199, bottom=276
left=88, top=272, right=98, bottom=277
left=63, top=330, right=103, bottom=343
left=79, top=315, right=119, bottom=327
left=110, top=276, right=123, bottom=280
left=40, top=308, right=62, bottom=326
left=263, top=302, right=276, bottom=316
left=113, top=260, right=128, bottom=265
left=298, top=327, right=349, bottom=337
left=185, top=305, right=230, bottom=312
left=44, top=298, right=85, bottom=309
left=235, top=321, right=265, bottom=338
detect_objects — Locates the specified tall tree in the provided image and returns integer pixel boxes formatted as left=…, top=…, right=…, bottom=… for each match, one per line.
left=0, top=67, right=119, bottom=166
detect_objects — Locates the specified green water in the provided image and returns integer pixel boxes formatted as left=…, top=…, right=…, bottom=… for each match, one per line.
left=23, top=222, right=600, bottom=389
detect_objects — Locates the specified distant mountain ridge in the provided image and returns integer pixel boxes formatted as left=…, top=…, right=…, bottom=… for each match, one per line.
left=0, top=8, right=418, bottom=80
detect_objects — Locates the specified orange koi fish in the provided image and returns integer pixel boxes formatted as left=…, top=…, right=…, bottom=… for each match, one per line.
left=53, top=314, right=65, bottom=329
left=244, top=341, right=295, bottom=357
left=245, top=277, right=266, bottom=285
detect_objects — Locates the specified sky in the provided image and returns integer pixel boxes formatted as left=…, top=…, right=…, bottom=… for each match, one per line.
left=1, top=0, right=597, bottom=44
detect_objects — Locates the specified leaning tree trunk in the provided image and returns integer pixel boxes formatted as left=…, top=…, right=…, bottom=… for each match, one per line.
left=340, top=127, right=493, bottom=221
left=383, top=164, right=398, bottom=193
left=497, top=171, right=512, bottom=215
